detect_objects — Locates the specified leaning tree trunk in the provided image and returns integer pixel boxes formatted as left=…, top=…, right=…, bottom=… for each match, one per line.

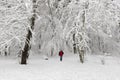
left=21, top=0, right=36, bottom=64
left=21, top=16, right=35, bottom=64
left=21, top=30, right=32, bottom=64
left=78, top=2, right=89, bottom=63
left=78, top=6, right=86, bottom=63
left=78, top=49, right=84, bottom=63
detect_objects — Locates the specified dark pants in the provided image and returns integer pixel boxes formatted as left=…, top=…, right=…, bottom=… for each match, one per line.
left=60, top=56, right=62, bottom=61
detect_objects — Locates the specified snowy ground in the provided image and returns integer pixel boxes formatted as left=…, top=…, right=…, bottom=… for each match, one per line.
left=0, top=54, right=120, bottom=80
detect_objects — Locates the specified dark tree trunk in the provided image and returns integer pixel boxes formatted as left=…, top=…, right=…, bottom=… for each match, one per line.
left=5, top=51, right=7, bottom=56
left=78, top=49, right=84, bottom=63
left=21, top=0, right=36, bottom=64
left=21, top=30, right=31, bottom=64
left=21, top=16, right=35, bottom=64
left=5, top=46, right=7, bottom=56
left=73, top=33, right=77, bottom=54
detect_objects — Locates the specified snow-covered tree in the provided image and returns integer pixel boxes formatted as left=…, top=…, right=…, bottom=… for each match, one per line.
left=21, top=0, right=39, bottom=64
left=87, top=0, right=120, bottom=55
left=0, top=0, right=30, bottom=56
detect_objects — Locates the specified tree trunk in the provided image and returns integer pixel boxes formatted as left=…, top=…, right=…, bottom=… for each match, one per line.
left=21, top=0, right=36, bottom=64
left=5, top=46, right=7, bottom=56
left=21, top=30, right=31, bottom=64
left=78, top=3, right=88, bottom=63
left=51, top=48, right=54, bottom=56
left=78, top=49, right=84, bottom=63
left=73, top=33, right=77, bottom=54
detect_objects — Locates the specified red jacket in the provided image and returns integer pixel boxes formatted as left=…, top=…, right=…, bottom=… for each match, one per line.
left=59, top=51, right=64, bottom=56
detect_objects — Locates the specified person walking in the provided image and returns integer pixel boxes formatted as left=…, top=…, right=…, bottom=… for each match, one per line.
left=59, top=50, right=64, bottom=61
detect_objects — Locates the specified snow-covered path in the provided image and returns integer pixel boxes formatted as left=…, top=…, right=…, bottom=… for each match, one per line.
left=0, top=55, right=120, bottom=80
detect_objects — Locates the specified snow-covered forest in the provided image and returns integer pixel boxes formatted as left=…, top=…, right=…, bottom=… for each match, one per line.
left=0, top=0, right=120, bottom=80
left=1, top=0, right=120, bottom=61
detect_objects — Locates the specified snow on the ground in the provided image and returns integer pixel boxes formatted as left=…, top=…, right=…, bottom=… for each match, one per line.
left=0, top=54, right=120, bottom=80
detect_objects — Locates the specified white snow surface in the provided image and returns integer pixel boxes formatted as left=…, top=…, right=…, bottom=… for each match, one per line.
left=0, top=54, right=120, bottom=80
